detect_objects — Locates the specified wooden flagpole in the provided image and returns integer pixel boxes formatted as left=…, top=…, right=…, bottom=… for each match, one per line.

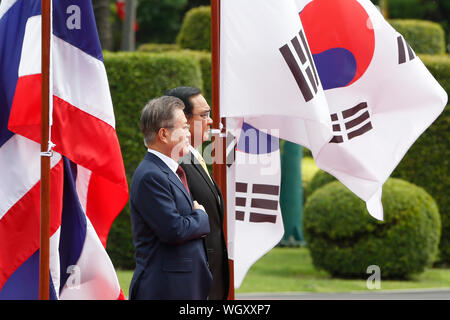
left=39, top=0, right=51, bottom=300
left=211, top=0, right=235, bottom=300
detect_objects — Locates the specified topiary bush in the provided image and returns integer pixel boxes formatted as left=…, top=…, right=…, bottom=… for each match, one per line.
left=389, top=19, right=446, bottom=55
left=176, top=6, right=211, bottom=51
left=303, top=178, right=441, bottom=279
left=303, top=55, right=449, bottom=262
left=303, top=169, right=336, bottom=203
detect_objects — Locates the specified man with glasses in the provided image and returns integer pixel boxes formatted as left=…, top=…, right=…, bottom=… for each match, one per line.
left=129, top=96, right=212, bottom=299
left=165, top=87, right=230, bottom=300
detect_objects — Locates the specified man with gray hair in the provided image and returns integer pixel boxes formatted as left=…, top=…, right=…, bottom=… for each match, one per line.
left=129, top=96, right=212, bottom=300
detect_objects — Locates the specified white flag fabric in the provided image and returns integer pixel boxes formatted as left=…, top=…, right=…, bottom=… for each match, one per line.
left=221, top=0, right=447, bottom=219
left=221, top=0, right=447, bottom=287
left=226, top=118, right=284, bottom=289
left=295, top=0, right=447, bottom=219
left=220, top=0, right=333, bottom=156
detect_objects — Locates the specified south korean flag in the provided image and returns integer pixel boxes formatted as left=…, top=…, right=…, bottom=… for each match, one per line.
left=226, top=118, right=284, bottom=289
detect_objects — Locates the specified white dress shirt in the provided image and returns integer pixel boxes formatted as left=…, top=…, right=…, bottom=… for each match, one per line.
left=147, top=149, right=180, bottom=181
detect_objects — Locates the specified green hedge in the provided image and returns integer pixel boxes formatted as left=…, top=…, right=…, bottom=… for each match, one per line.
left=392, top=55, right=449, bottom=262
left=386, top=0, right=442, bottom=21
left=374, top=0, right=450, bottom=52
left=136, top=43, right=181, bottom=53
left=303, top=178, right=441, bottom=278
left=137, top=44, right=213, bottom=105
left=175, top=4, right=447, bottom=55
left=392, top=104, right=449, bottom=262
left=176, top=6, right=211, bottom=51
left=420, top=54, right=450, bottom=95
left=104, top=52, right=203, bottom=269
left=389, top=19, right=446, bottom=55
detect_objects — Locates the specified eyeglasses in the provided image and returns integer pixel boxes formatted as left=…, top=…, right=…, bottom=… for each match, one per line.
left=191, top=110, right=211, bottom=119
left=166, top=124, right=190, bottom=131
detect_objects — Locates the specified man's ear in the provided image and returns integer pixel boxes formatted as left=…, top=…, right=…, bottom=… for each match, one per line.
left=157, top=127, right=170, bottom=144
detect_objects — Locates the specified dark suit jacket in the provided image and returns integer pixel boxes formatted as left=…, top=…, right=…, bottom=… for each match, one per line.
left=180, top=151, right=230, bottom=300
left=129, top=152, right=212, bottom=300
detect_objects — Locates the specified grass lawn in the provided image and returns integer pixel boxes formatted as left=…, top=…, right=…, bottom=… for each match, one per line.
left=116, top=247, right=450, bottom=298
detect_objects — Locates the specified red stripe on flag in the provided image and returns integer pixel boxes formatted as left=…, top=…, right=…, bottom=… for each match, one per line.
left=0, top=160, right=63, bottom=290
left=117, top=289, right=126, bottom=300
left=86, top=172, right=129, bottom=247
left=8, top=74, right=129, bottom=246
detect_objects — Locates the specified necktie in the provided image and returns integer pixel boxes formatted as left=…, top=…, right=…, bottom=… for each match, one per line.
left=176, top=165, right=190, bottom=195
left=197, top=153, right=212, bottom=181
left=197, top=153, right=220, bottom=205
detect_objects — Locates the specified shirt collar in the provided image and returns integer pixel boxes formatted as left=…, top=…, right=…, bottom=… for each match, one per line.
left=147, top=148, right=179, bottom=174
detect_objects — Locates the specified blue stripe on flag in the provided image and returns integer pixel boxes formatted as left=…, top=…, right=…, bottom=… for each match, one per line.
left=53, top=0, right=103, bottom=61
left=58, top=157, right=87, bottom=294
left=0, top=250, right=58, bottom=300
left=237, top=122, right=280, bottom=155
left=0, top=0, right=40, bottom=148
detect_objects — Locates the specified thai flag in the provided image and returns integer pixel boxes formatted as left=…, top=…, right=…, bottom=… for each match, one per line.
left=0, top=0, right=128, bottom=299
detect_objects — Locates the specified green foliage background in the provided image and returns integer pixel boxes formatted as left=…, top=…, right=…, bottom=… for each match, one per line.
left=390, top=20, right=446, bottom=54
left=303, top=179, right=441, bottom=278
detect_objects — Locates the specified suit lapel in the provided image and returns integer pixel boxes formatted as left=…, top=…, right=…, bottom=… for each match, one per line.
left=189, top=152, right=221, bottom=204
left=146, top=152, right=192, bottom=206
left=168, top=172, right=193, bottom=205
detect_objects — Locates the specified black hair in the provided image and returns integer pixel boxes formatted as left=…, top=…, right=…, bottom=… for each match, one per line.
left=164, top=86, right=202, bottom=116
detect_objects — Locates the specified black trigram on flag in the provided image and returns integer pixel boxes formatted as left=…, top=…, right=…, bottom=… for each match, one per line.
left=235, top=182, right=279, bottom=224
left=397, top=35, right=416, bottom=64
left=279, top=30, right=320, bottom=102
left=330, top=102, right=373, bottom=143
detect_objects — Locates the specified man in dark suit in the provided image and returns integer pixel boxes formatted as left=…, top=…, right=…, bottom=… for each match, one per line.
left=129, top=96, right=212, bottom=300
left=165, top=87, right=230, bottom=300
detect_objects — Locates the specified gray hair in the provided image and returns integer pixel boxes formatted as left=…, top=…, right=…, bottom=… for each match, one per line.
left=140, top=96, right=185, bottom=146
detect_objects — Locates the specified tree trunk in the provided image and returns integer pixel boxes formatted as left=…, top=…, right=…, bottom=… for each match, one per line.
left=121, top=0, right=137, bottom=51
left=92, top=0, right=112, bottom=51
left=379, top=0, right=389, bottom=19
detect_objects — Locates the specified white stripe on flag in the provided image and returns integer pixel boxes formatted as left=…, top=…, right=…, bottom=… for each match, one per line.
left=18, top=15, right=116, bottom=128
left=50, top=227, right=61, bottom=299
left=0, top=134, right=61, bottom=220
left=52, top=36, right=115, bottom=128
left=59, top=216, right=121, bottom=300
left=0, top=0, right=19, bottom=20
left=18, top=15, right=41, bottom=76
left=75, top=165, right=92, bottom=213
